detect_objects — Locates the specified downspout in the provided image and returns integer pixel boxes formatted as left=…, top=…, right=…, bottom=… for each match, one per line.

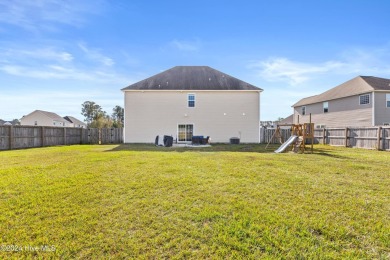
left=258, top=91, right=261, bottom=144
left=123, top=91, right=126, bottom=143
left=372, top=91, right=375, bottom=126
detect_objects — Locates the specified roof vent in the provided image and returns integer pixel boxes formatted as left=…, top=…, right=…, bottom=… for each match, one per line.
left=209, top=78, right=211, bottom=81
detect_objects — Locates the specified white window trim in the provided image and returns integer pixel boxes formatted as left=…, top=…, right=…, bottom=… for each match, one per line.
left=359, top=94, right=370, bottom=105
left=187, top=93, right=195, bottom=108
left=323, top=102, right=329, bottom=113
left=386, top=93, right=390, bottom=108
left=177, top=123, right=194, bottom=143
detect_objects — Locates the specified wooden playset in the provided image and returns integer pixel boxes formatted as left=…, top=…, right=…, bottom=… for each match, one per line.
left=266, top=114, right=314, bottom=153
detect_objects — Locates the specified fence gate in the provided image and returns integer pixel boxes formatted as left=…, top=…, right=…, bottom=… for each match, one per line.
left=88, top=128, right=123, bottom=144
left=101, top=128, right=112, bottom=144
left=88, top=128, right=100, bottom=144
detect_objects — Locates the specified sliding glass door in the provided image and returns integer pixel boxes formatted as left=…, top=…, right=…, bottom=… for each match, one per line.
left=178, top=124, right=193, bottom=142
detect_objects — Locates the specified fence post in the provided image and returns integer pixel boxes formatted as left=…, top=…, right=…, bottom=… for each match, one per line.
left=99, top=128, right=102, bottom=145
left=382, top=128, right=386, bottom=151
left=79, top=128, right=81, bottom=144
left=63, top=127, right=67, bottom=145
left=345, top=127, right=349, bottom=147
left=377, top=126, right=382, bottom=151
left=9, top=125, right=13, bottom=150
left=322, top=128, right=326, bottom=144
left=41, top=126, right=45, bottom=147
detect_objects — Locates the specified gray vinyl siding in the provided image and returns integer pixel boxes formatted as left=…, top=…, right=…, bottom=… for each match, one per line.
left=294, top=94, right=373, bottom=127
left=374, top=92, right=390, bottom=125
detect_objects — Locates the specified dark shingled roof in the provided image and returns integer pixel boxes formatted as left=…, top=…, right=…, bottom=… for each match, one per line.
left=122, top=66, right=262, bottom=91
left=361, top=76, right=390, bottom=90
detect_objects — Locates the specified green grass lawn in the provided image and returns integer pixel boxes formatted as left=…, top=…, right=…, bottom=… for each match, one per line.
left=0, top=144, right=389, bottom=259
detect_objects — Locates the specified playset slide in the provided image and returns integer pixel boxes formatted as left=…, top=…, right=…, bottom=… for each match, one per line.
left=274, top=135, right=298, bottom=153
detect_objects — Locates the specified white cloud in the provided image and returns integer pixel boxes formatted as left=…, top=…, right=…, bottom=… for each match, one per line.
left=251, top=57, right=344, bottom=85
left=0, top=64, right=132, bottom=85
left=250, top=46, right=390, bottom=86
left=1, top=47, right=73, bottom=62
left=0, top=43, right=129, bottom=84
left=0, top=0, right=105, bottom=31
left=170, top=39, right=201, bottom=52
left=0, top=90, right=122, bottom=121
left=78, top=42, right=115, bottom=66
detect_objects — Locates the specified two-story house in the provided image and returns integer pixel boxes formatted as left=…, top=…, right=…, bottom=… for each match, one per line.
left=21, top=110, right=68, bottom=127
left=21, top=110, right=86, bottom=128
left=121, top=66, right=263, bottom=143
left=293, top=76, right=390, bottom=128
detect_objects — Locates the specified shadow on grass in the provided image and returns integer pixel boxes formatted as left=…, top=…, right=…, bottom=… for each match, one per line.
left=313, top=149, right=349, bottom=159
left=105, top=143, right=281, bottom=153
left=105, top=144, right=350, bottom=160
left=105, top=144, right=349, bottom=159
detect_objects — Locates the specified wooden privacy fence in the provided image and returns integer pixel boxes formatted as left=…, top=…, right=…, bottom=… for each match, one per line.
left=313, top=127, right=390, bottom=151
left=261, top=126, right=390, bottom=151
left=0, top=126, right=123, bottom=150
left=260, top=128, right=291, bottom=144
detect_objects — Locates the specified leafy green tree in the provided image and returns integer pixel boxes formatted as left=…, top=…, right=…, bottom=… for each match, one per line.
left=112, top=105, right=124, bottom=128
left=89, top=112, right=113, bottom=128
left=81, top=101, right=124, bottom=128
left=81, top=101, right=104, bottom=126
left=11, top=119, right=20, bottom=125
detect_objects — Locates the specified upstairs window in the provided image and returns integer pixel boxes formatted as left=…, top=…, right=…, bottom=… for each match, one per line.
left=386, top=94, right=390, bottom=108
left=316, top=124, right=326, bottom=129
left=359, top=94, right=370, bottom=105
left=323, top=102, right=329, bottom=113
left=188, top=94, right=195, bottom=107
left=301, top=106, right=306, bottom=115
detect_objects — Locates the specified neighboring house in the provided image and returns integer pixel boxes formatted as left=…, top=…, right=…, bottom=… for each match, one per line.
left=21, top=110, right=68, bottom=127
left=279, top=114, right=293, bottom=125
left=64, top=116, right=87, bottom=128
left=0, top=119, right=19, bottom=126
left=260, top=121, right=277, bottom=128
left=293, top=76, right=390, bottom=128
left=122, top=66, right=263, bottom=143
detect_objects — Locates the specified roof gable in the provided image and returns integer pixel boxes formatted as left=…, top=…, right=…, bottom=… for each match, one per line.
left=64, top=116, right=86, bottom=125
left=38, top=110, right=66, bottom=122
left=293, top=76, right=390, bottom=107
left=122, top=66, right=261, bottom=91
left=24, top=110, right=67, bottom=122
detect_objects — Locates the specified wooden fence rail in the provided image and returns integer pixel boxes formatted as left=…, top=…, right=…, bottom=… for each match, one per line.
left=260, top=128, right=291, bottom=144
left=0, top=126, right=123, bottom=151
left=313, top=127, right=390, bottom=151
left=261, top=126, right=390, bottom=151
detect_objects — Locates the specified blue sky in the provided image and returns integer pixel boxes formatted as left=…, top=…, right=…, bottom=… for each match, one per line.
left=1, top=0, right=390, bottom=121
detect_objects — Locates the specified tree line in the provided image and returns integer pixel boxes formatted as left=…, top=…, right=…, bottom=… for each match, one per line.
left=81, top=101, right=124, bottom=128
